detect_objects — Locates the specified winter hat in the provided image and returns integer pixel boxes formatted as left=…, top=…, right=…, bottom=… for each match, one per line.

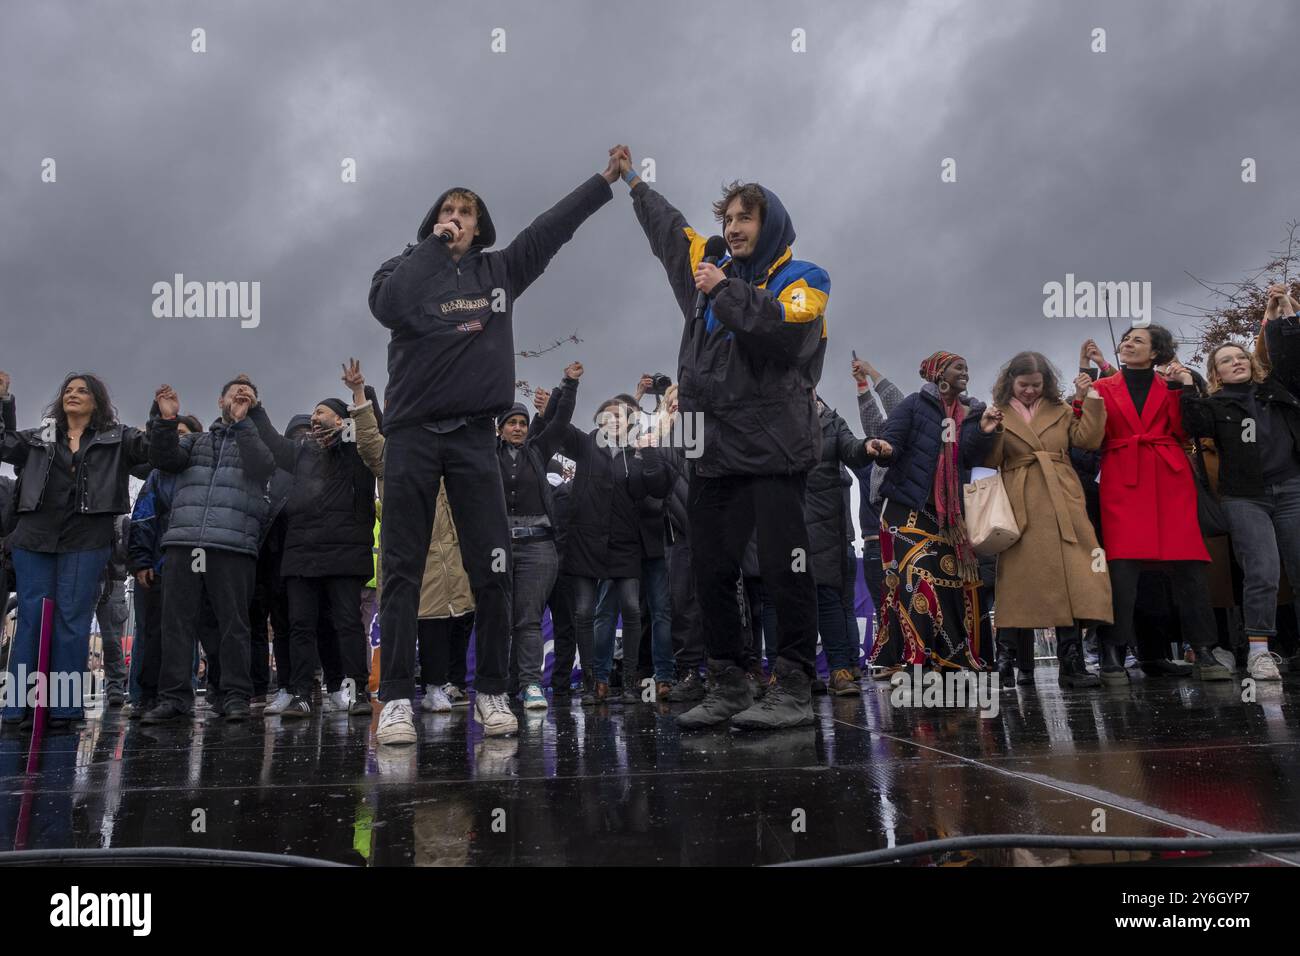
left=497, top=403, right=530, bottom=429
left=317, top=398, right=350, bottom=420
left=418, top=186, right=497, bottom=248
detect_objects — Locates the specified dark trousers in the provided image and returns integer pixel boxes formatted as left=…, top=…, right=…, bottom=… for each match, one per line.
left=667, top=538, right=705, bottom=675
left=134, top=576, right=165, bottom=702
left=417, top=612, right=473, bottom=688
left=689, top=473, right=817, bottom=673
left=548, top=573, right=579, bottom=689
left=567, top=577, right=603, bottom=688
left=378, top=421, right=512, bottom=699
left=285, top=575, right=368, bottom=698
left=862, top=537, right=885, bottom=637
left=159, top=547, right=255, bottom=711
left=1106, top=559, right=1216, bottom=652
left=269, top=581, right=291, bottom=690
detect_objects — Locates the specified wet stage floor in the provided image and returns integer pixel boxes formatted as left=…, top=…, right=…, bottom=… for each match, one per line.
left=3, top=669, right=1300, bottom=866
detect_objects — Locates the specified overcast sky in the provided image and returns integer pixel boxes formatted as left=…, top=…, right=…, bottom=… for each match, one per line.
left=3, top=0, right=1298, bottom=504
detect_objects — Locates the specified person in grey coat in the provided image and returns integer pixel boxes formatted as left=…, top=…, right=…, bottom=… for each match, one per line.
left=142, top=377, right=276, bottom=724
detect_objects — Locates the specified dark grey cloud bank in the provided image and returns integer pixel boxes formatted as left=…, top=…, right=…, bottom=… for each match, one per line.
left=2, top=0, right=1297, bottom=493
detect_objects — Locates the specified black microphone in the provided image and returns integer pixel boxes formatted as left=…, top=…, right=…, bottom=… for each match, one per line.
left=693, top=235, right=728, bottom=322
left=436, top=229, right=453, bottom=244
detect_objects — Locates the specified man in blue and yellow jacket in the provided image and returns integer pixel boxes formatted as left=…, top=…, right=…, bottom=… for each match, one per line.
left=619, top=147, right=863, bottom=732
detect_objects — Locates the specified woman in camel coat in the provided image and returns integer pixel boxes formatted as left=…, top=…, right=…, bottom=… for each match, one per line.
left=983, top=351, right=1109, bottom=688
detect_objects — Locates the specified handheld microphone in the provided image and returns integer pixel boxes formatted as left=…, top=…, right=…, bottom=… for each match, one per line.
left=436, top=229, right=453, bottom=244
left=693, top=235, right=728, bottom=322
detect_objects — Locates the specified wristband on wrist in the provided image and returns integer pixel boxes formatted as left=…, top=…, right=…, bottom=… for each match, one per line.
left=622, top=168, right=638, bottom=185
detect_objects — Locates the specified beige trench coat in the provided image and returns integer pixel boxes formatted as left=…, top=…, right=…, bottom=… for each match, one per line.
left=983, top=394, right=1112, bottom=628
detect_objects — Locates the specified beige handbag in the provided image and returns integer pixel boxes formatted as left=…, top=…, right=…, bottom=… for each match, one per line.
left=963, top=472, right=1020, bottom=555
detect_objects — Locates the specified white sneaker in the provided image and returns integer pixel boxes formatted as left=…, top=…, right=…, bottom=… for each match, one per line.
left=422, top=684, right=452, bottom=713
left=264, top=688, right=293, bottom=715
left=376, top=699, right=417, bottom=745
left=521, top=684, right=548, bottom=710
left=322, top=688, right=352, bottom=713
left=443, top=684, right=470, bottom=707
left=1247, top=652, right=1282, bottom=682
left=1212, top=648, right=1237, bottom=674
left=474, top=693, right=519, bottom=737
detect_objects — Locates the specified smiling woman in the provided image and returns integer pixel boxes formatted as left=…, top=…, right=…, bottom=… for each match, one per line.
left=0, top=370, right=152, bottom=728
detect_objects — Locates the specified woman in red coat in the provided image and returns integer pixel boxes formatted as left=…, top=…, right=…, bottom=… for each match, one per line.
left=1094, top=324, right=1229, bottom=683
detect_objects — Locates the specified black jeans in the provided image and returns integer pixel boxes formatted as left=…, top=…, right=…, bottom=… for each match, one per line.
left=548, top=573, right=579, bottom=690
left=417, top=612, right=474, bottom=689
left=567, top=577, right=603, bottom=688
left=379, top=421, right=512, bottom=699
left=1106, top=559, right=1216, bottom=652
left=667, top=538, right=705, bottom=674
left=285, top=575, right=368, bottom=698
left=134, top=575, right=164, bottom=702
left=688, top=473, right=817, bottom=673
left=159, top=547, right=256, bottom=711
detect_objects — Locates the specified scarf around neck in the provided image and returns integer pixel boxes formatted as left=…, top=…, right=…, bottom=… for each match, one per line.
left=929, top=387, right=980, bottom=584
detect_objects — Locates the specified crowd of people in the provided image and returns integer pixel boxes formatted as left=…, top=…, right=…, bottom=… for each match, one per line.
left=2, top=143, right=1298, bottom=750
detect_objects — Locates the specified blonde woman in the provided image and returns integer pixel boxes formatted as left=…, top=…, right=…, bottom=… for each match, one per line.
left=1180, top=295, right=1300, bottom=681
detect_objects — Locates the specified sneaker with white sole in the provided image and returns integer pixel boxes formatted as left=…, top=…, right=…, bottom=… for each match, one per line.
left=521, top=684, right=548, bottom=710
left=1247, top=652, right=1282, bottom=682
left=376, top=699, right=417, bottom=745
left=322, top=688, right=351, bottom=713
left=1212, top=647, right=1237, bottom=674
left=443, top=684, right=470, bottom=707
left=264, top=688, right=293, bottom=715
left=474, top=693, right=519, bottom=737
left=422, top=685, right=452, bottom=713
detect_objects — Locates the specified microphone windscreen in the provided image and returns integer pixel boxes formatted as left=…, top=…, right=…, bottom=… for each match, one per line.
left=704, top=235, right=727, bottom=261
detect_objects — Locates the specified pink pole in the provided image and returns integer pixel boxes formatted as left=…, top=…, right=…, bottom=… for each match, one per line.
left=14, top=598, right=54, bottom=849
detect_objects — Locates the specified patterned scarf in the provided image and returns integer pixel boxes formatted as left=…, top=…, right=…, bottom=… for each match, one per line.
left=920, top=352, right=980, bottom=584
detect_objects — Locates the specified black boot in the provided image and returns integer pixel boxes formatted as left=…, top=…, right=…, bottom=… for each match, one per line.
left=994, top=630, right=1017, bottom=685
left=1016, top=630, right=1036, bottom=686
left=677, top=659, right=753, bottom=729
left=1100, top=642, right=1129, bottom=684
left=1057, top=629, right=1101, bottom=688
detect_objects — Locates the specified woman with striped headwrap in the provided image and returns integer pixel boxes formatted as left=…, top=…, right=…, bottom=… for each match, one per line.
left=864, top=352, right=1003, bottom=672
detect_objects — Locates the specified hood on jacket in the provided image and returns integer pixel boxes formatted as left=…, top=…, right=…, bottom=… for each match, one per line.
left=285, top=413, right=313, bottom=438
left=417, top=186, right=497, bottom=248
left=729, top=185, right=795, bottom=284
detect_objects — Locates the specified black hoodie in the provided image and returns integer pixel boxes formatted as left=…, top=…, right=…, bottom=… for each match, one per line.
left=369, top=175, right=612, bottom=432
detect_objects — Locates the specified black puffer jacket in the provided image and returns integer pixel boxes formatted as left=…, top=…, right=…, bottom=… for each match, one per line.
left=150, top=416, right=276, bottom=558
left=805, top=405, right=871, bottom=589
left=248, top=405, right=375, bottom=579
left=560, top=426, right=670, bottom=580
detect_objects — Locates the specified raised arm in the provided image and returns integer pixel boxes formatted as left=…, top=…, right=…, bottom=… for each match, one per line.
left=532, top=363, right=581, bottom=460
left=628, top=178, right=702, bottom=319
left=497, top=152, right=620, bottom=298
left=246, top=402, right=297, bottom=474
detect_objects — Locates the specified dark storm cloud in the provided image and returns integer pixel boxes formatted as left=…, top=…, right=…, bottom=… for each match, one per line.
left=2, top=0, right=1297, bottom=502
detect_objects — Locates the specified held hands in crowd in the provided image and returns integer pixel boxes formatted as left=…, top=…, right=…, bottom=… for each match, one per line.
left=1079, top=339, right=1109, bottom=370
left=564, top=361, right=584, bottom=380
left=1073, top=372, right=1095, bottom=402
left=864, top=438, right=893, bottom=459
left=1158, top=360, right=1195, bottom=386
left=532, top=387, right=550, bottom=416
left=1263, top=283, right=1299, bottom=325
left=155, top=385, right=180, bottom=419
left=603, top=144, right=632, bottom=185
left=979, top=405, right=1004, bottom=433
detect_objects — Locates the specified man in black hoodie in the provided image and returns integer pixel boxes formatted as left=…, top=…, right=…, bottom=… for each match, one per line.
left=367, top=148, right=625, bottom=743
left=616, top=147, right=854, bottom=731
